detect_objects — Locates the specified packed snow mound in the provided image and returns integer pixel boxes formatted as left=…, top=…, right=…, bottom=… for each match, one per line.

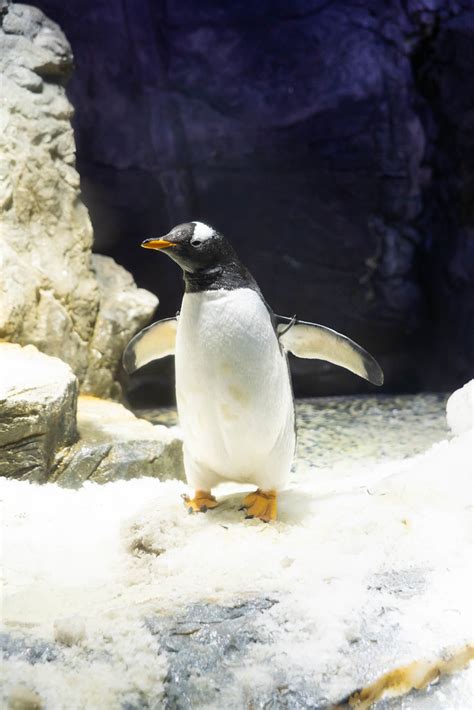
left=446, top=379, right=473, bottom=436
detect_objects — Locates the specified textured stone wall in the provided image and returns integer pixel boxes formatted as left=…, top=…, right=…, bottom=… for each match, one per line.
left=0, top=3, right=158, bottom=399
left=20, top=0, right=474, bottom=398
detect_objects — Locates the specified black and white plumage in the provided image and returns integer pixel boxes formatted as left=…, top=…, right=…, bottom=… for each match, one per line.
left=123, top=221, right=383, bottom=520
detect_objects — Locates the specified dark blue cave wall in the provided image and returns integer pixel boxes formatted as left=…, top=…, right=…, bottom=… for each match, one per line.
left=27, top=0, right=474, bottom=401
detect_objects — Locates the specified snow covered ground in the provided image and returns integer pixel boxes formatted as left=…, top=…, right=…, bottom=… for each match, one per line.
left=1, top=393, right=472, bottom=708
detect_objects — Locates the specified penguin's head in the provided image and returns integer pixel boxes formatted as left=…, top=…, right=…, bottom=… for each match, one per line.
left=141, top=221, right=233, bottom=273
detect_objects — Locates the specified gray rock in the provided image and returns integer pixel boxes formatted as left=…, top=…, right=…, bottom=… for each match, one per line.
left=0, top=343, right=182, bottom=485
left=0, top=632, right=61, bottom=665
left=53, top=396, right=184, bottom=486
left=145, top=599, right=279, bottom=710
left=0, top=3, right=158, bottom=399
left=83, top=255, right=158, bottom=400
left=0, top=343, right=77, bottom=483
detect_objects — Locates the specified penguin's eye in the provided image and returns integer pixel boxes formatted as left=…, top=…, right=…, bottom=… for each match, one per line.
left=190, top=239, right=202, bottom=248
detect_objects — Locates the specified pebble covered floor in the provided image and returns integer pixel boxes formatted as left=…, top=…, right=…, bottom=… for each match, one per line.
left=141, top=394, right=450, bottom=469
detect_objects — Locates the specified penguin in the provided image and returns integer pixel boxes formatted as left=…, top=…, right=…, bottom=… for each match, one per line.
left=123, top=221, right=383, bottom=521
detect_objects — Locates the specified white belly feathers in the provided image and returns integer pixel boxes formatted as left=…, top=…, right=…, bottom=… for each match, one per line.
left=175, top=288, right=295, bottom=488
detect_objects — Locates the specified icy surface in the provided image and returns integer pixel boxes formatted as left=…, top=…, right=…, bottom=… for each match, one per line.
left=1, top=394, right=472, bottom=708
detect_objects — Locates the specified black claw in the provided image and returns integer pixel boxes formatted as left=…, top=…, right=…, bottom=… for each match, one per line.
left=200, top=505, right=208, bottom=513
left=245, top=515, right=254, bottom=520
left=188, top=507, right=194, bottom=514
left=239, top=506, right=247, bottom=511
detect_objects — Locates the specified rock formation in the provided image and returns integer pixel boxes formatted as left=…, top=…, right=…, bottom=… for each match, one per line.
left=0, top=343, right=77, bottom=483
left=0, top=342, right=184, bottom=484
left=55, top=395, right=184, bottom=487
left=0, top=3, right=158, bottom=399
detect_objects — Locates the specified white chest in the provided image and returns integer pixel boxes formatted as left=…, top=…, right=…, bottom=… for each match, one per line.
left=176, top=288, right=276, bottom=384
left=174, top=288, right=294, bottom=478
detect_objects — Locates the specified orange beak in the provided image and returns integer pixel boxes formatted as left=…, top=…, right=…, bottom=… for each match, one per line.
left=141, top=238, right=176, bottom=250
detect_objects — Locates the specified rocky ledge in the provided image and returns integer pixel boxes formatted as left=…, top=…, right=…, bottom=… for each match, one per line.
left=54, top=397, right=183, bottom=487
left=0, top=342, right=184, bottom=485
left=0, top=343, right=77, bottom=483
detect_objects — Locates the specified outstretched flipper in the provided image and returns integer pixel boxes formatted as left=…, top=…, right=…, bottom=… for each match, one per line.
left=122, top=317, right=177, bottom=374
left=276, top=316, right=383, bottom=386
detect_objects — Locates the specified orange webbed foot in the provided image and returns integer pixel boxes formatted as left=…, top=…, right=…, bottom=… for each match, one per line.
left=241, top=489, right=277, bottom=522
left=182, top=490, right=219, bottom=514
